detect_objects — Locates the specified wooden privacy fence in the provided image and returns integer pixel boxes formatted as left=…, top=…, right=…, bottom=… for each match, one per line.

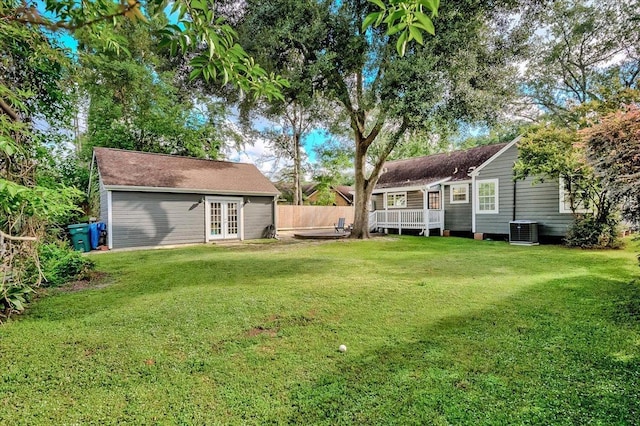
left=277, top=206, right=355, bottom=230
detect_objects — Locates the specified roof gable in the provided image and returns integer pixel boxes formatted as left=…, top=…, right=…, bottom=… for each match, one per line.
left=376, top=143, right=509, bottom=189
left=94, top=148, right=279, bottom=195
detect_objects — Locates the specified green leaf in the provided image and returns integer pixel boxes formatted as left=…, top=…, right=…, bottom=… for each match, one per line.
left=414, top=11, right=435, bottom=35
left=408, top=25, right=424, bottom=44
left=387, top=22, right=407, bottom=36
left=362, top=12, right=379, bottom=30
left=368, top=0, right=386, bottom=10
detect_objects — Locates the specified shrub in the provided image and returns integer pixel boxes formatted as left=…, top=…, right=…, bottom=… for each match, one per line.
left=36, top=242, right=95, bottom=287
left=565, top=215, right=622, bottom=249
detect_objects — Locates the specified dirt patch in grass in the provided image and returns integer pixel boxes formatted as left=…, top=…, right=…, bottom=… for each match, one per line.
left=57, top=271, right=113, bottom=292
left=246, top=326, right=279, bottom=338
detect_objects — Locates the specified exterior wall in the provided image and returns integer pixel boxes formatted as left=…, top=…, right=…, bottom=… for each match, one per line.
left=99, top=177, right=108, bottom=225
left=372, top=190, right=423, bottom=210
left=111, top=191, right=206, bottom=249
left=475, top=144, right=574, bottom=236
left=444, top=183, right=472, bottom=231
left=108, top=192, right=276, bottom=249
left=243, top=196, right=275, bottom=239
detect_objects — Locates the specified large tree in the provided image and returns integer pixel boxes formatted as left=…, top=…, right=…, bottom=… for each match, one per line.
left=520, top=0, right=639, bottom=123
left=237, top=0, right=526, bottom=238
left=77, top=18, right=234, bottom=159
left=582, top=106, right=640, bottom=227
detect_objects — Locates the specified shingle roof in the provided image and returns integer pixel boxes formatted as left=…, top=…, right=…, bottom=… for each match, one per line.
left=334, top=185, right=354, bottom=203
left=95, top=148, right=279, bottom=195
left=376, top=143, right=508, bottom=189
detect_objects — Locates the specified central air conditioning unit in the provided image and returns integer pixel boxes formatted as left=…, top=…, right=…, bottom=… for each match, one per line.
left=509, top=220, right=539, bottom=245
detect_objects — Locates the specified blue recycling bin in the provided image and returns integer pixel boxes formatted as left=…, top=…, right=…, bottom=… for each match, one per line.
left=88, top=222, right=107, bottom=249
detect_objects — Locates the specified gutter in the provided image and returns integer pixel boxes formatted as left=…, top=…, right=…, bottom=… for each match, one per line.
left=102, top=185, right=280, bottom=197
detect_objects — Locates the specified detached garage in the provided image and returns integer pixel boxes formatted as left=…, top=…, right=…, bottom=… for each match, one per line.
left=94, top=148, right=279, bottom=250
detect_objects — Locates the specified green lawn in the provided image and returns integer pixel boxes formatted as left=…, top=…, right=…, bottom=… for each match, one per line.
left=2, top=237, right=639, bottom=424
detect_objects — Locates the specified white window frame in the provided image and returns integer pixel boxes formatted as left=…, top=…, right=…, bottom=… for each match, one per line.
left=559, top=177, right=589, bottom=214
left=475, top=179, right=499, bottom=214
left=450, top=184, right=469, bottom=204
left=385, top=192, right=407, bottom=208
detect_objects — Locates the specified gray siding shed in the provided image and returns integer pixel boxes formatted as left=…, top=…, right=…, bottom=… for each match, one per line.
left=243, top=196, right=275, bottom=240
left=111, top=192, right=206, bottom=249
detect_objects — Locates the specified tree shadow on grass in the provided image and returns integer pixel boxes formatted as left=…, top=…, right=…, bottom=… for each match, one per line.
left=286, top=276, right=640, bottom=425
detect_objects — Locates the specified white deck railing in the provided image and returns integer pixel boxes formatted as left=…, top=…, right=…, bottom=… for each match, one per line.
left=369, top=209, right=443, bottom=233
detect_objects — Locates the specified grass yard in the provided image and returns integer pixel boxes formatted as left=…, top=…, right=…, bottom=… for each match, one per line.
left=1, top=237, right=639, bottom=424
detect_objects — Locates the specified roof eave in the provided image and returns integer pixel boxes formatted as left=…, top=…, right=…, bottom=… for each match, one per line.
left=103, top=185, right=280, bottom=197
left=372, top=178, right=451, bottom=194
left=469, top=137, right=520, bottom=177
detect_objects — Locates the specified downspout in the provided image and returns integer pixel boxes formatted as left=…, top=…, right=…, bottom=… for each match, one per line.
left=471, top=174, right=477, bottom=233
left=512, top=177, right=517, bottom=221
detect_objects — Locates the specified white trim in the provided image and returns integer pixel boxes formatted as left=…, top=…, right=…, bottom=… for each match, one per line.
left=386, top=191, right=408, bottom=208
left=558, top=177, right=589, bottom=214
left=449, top=184, right=469, bottom=204
left=471, top=175, right=476, bottom=232
left=443, top=180, right=472, bottom=185
left=475, top=178, right=499, bottom=214
left=372, top=178, right=451, bottom=195
left=205, top=196, right=244, bottom=241
left=103, top=185, right=278, bottom=197
left=470, top=137, right=520, bottom=177
left=107, top=190, right=113, bottom=249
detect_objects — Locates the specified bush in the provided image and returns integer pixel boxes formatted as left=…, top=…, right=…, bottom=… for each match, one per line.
left=37, top=242, right=95, bottom=287
left=565, top=215, right=622, bottom=249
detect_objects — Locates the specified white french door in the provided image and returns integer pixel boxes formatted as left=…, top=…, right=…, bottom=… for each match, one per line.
left=205, top=197, right=242, bottom=240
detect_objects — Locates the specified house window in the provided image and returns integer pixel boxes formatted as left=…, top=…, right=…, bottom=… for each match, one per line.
left=386, top=192, right=407, bottom=208
left=428, top=192, right=441, bottom=210
left=559, top=177, right=589, bottom=214
left=476, top=179, right=499, bottom=214
left=450, top=184, right=469, bottom=204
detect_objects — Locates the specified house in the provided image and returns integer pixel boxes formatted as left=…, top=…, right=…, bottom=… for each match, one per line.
left=275, top=182, right=354, bottom=206
left=370, top=137, right=576, bottom=240
left=94, top=148, right=279, bottom=249
left=304, top=184, right=354, bottom=206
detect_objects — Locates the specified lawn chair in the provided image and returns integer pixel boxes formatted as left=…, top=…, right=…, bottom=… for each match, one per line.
left=334, top=217, right=346, bottom=233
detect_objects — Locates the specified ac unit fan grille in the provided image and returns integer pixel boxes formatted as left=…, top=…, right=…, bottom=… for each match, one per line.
left=509, top=221, right=539, bottom=245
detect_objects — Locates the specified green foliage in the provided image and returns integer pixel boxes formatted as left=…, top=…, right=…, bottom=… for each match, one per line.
left=36, top=242, right=95, bottom=287
left=522, top=0, right=638, bottom=123
left=582, top=106, right=640, bottom=226
left=514, top=124, right=624, bottom=248
left=363, top=0, right=440, bottom=56
left=78, top=21, right=232, bottom=159
left=565, top=215, right=622, bottom=249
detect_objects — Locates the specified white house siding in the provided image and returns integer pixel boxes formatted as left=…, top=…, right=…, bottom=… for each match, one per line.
left=110, top=191, right=206, bottom=249
left=444, top=184, right=472, bottom=231
left=243, top=196, right=275, bottom=239
left=475, top=144, right=574, bottom=236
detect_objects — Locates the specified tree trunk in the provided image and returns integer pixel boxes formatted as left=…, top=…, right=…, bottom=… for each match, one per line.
left=350, top=136, right=370, bottom=239
left=292, top=132, right=303, bottom=205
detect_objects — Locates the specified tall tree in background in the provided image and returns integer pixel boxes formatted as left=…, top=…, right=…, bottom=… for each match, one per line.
left=520, top=0, right=639, bottom=123
left=77, top=18, right=234, bottom=159
left=237, top=0, right=526, bottom=237
left=236, top=0, right=333, bottom=205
